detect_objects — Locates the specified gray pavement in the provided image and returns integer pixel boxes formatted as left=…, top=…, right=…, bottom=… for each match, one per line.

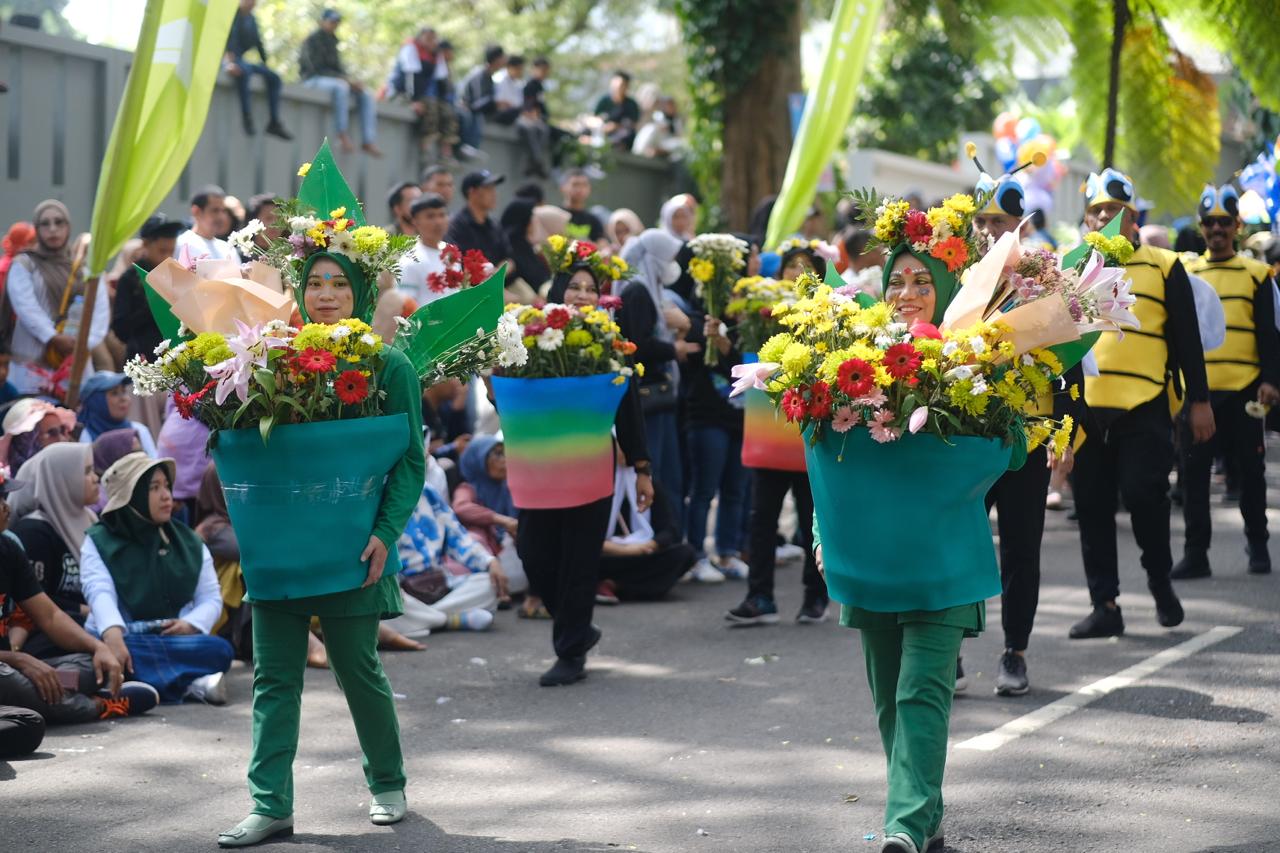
left=4, top=465, right=1279, bottom=853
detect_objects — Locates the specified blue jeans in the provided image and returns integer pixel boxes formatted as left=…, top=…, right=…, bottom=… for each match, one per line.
left=233, top=59, right=282, bottom=122
left=459, top=107, right=484, bottom=149
left=644, top=410, right=683, bottom=535
left=304, top=76, right=377, bottom=143
left=125, top=633, right=234, bottom=704
left=685, top=426, right=747, bottom=559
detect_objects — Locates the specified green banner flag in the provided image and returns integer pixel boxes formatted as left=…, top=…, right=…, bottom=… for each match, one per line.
left=87, top=0, right=236, bottom=274
left=765, top=0, right=883, bottom=250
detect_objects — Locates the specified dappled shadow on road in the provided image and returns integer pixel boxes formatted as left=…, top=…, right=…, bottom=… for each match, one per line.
left=1091, top=685, right=1268, bottom=723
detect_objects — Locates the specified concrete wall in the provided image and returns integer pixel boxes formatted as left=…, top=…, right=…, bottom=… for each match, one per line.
left=1, top=27, right=679, bottom=240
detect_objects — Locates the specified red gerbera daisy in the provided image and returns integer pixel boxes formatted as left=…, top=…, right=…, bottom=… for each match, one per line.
left=807, top=380, right=833, bottom=419
left=883, top=343, right=922, bottom=379
left=426, top=271, right=449, bottom=293
left=292, top=347, right=337, bottom=374
left=440, top=243, right=462, bottom=265
left=576, top=240, right=598, bottom=259
left=546, top=307, right=572, bottom=330
left=598, top=294, right=623, bottom=311
left=781, top=387, right=808, bottom=422
left=524, top=321, right=547, bottom=337
left=335, top=370, right=369, bottom=405
left=930, top=236, right=968, bottom=272
left=904, top=210, right=933, bottom=245
left=462, top=249, right=489, bottom=283
left=836, top=358, right=875, bottom=398
left=445, top=267, right=465, bottom=288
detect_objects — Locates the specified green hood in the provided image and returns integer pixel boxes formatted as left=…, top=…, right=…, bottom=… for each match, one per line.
left=881, top=244, right=959, bottom=325
left=298, top=251, right=377, bottom=324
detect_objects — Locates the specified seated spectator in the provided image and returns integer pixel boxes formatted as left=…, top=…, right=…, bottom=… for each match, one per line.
left=500, top=199, right=551, bottom=295
left=76, top=372, right=157, bottom=454
left=659, top=194, right=697, bottom=242
left=594, top=70, right=641, bottom=151
left=175, top=187, right=236, bottom=264
left=458, top=44, right=506, bottom=152
left=633, top=93, right=684, bottom=159
left=299, top=9, right=380, bottom=156
left=445, top=171, right=512, bottom=269
left=492, top=55, right=527, bottom=124
left=1, top=399, right=75, bottom=475
left=607, top=209, right=644, bottom=252
left=420, top=165, right=455, bottom=206
left=9, top=443, right=98, bottom=621
left=1, top=529, right=155, bottom=759
left=422, top=379, right=472, bottom=464
left=81, top=454, right=234, bottom=704
left=560, top=170, right=605, bottom=242
left=0, top=221, right=36, bottom=300
left=224, top=0, right=291, bottom=140
left=387, top=181, right=423, bottom=237
left=90, top=429, right=140, bottom=513
left=454, top=435, right=535, bottom=612
left=383, top=478, right=511, bottom=639
left=5, top=200, right=109, bottom=395
left=598, top=464, right=695, bottom=604
left=391, top=28, right=462, bottom=165
left=0, top=340, right=20, bottom=405
left=155, top=399, right=210, bottom=523
left=398, top=194, right=450, bottom=306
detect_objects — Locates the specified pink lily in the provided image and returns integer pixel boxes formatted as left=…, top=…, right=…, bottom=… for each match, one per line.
left=1078, top=250, right=1139, bottom=330
left=205, top=319, right=292, bottom=405
left=729, top=361, right=780, bottom=397
left=908, top=406, right=929, bottom=434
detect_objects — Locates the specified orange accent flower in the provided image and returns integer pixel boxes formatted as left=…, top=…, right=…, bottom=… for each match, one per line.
left=335, top=370, right=369, bottom=405
left=930, top=236, right=968, bottom=272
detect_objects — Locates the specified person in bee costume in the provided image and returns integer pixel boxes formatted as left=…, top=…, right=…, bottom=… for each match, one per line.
left=1069, top=169, right=1215, bottom=640
left=1172, top=184, right=1280, bottom=579
left=967, top=146, right=1084, bottom=695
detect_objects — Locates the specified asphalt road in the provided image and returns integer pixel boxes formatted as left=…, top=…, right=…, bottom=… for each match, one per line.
left=4, top=463, right=1278, bottom=853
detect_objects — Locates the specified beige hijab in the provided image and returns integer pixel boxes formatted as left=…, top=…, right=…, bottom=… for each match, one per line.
left=13, top=443, right=96, bottom=553
left=20, top=199, right=84, bottom=316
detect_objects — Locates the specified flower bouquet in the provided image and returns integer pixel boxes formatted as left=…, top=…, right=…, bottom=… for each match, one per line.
left=425, top=243, right=492, bottom=296
left=543, top=234, right=629, bottom=286
left=491, top=301, right=640, bottom=509
left=687, top=233, right=749, bottom=365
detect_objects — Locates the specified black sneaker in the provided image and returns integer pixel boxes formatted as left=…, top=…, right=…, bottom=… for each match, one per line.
left=795, top=596, right=829, bottom=624
left=994, top=649, right=1029, bottom=696
left=265, top=120, right=293, bottom=141
left=539, top=655, right=586, bottom=686
left=1171, top=552, right=1212, bottom=580
left=725, top=594, right=780, bottom=627
left=1149, top=581, right=1184, bottom=628
left=241, top=113, right=255, bottom=135
left=1069, top=604, right=1125, bottom=639
left=1246, top=541, right=1272, bottom=575
left=954, top=657, right=968, bottom=694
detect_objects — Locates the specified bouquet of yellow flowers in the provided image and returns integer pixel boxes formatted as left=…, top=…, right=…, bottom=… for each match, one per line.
left=688, top=233, right=749, bottom=365
left=726, top=275, right=799, bottom=354
left=543, top=234, right=629, bottom=286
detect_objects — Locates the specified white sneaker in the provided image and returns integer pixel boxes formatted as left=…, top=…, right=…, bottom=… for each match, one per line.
left=187, top=672, right=228, bottom=705
left=716, top=555, right=749, bottom=580
left=685, top=558, right=726, bottom=583
left=775, top=543, right=805, bottom=564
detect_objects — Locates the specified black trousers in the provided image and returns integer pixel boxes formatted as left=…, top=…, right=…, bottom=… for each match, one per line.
left=1182, top=385, right=1269, bottom=554
left=517, top=495, right=613, bottom=659
left=986, top=446, right=1051, bottom=651
left=601, top=543, right=697, bottom=601
left=746, top=469, right=826, bottom=603
left=1071, top=397, right=1175, bottom=604
left=0, top=705, right=45, bottom=759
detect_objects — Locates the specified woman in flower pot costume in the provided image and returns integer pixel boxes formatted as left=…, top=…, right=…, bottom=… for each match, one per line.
left=215, top=147, right=425, bottom=847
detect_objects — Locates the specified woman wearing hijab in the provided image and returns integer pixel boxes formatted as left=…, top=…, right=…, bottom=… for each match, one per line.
left=9, top=444, right=99, bottom=619
left=606, top=208, right=644, bottom=251
left=618, top=229, right=696, bottom=527
left=658, top=194, right=696, bottom=242
left=3, top=200, right=111, bottom=394
left=80, top=453, right=232, bottom=709
left=216, top=248, right=425, bottom=847
left=453, top=434, right=532, bottom=611
left=76, top=372, right=157, bottom=453
left=500, top=198, right=552, bottom=293
left=0, top=398, right=76, bottom=476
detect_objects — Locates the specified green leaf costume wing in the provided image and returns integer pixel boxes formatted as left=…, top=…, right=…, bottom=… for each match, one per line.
left=393, top=264, right=507, bottom=378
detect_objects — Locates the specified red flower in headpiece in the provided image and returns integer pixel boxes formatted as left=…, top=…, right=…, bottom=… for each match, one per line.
left=576, top=241, right=598, bottom=259
left=904, top=210, right=933, bottom=245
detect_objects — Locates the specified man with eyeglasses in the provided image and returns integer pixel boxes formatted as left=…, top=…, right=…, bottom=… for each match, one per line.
left=1172, top=184, right=1280, bottom=580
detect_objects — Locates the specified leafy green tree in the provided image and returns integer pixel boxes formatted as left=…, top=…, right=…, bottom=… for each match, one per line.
left=853, top=16, right=1007, bottom=163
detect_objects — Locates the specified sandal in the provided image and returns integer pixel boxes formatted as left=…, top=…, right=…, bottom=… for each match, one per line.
left=518, top=603, right=552, bottom=620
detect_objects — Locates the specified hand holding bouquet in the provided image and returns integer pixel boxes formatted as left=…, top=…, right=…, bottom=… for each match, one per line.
left=687, top=233, right=749, bottom=365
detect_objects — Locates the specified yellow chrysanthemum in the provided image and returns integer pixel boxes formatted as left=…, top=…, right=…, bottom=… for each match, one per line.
left=329, top=207, right=347, bottom=220
left=1069, top=383, right=1080, bottom=401
left=611, top=256, right=629, bottom=274
left=188, top=332, right=234, bottom=366
left=874, top=200, right=909, bottom=243
left=307, top=226, right=328, bottom=247
left=689, top=258, right=715, bottom=284
left=1052, top=416, right=1074, bottom=455
left=759, top=333, right=793, bottom=364
left=780, top=343, right=813, bottom=376
left=547, top=234, right=567, bottom=253
left=942, top=193, right=976, bottom=215
left=564, top=329, right=593, bottom=348
left=297, top=162, right=311, bottom=177
left=350, top=226, right=388, bottom=256
left=1026, top=421, right=1052, bottom=451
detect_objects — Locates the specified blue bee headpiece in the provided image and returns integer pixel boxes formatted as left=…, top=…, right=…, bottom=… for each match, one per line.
left=1197, top=183, right=1239, bottom=219
left=967, top=142, right=1045, bottom=217
left=1083, top=168, right=1136, bottom=211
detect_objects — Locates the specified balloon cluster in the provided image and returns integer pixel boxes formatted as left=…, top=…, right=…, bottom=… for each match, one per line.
left=992, top=111, right=1067, bottom=215
left=1237, top=134, right=1279, bottom=229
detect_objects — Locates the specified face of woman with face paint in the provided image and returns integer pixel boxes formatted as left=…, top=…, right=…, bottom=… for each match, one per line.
left=304, top=258, right=355, bottom=323
left=884, top=253, right=936, bottom=323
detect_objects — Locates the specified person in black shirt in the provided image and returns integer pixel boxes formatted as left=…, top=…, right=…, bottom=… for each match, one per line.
left=112, top=214, right=184, bottom=363
left=594, top=70, right=641, bottom=150
left=445, top=171, right=512, bottom=269
left=458, top=44, right=506, bottom=150
left=223, top=0, right=291, bottom=139
left=560, top=169, right=605, bottom=243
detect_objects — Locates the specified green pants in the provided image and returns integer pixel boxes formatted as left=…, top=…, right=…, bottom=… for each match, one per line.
left=860, top=620, right=965, bottom=849
left=248, top=606, right=406, bottom=818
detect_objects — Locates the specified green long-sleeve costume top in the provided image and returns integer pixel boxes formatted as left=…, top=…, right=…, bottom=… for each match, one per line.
left=252, top=345, right=425, bottom=619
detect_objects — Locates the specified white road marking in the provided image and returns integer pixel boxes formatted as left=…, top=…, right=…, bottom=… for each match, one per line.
left=956, top=625, right=1243, bottom=752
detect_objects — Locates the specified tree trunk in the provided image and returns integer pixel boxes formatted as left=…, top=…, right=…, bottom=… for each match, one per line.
left=719, top=4, right=802, bottom=233
left=1103, top=0, right=1129, bottom=167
